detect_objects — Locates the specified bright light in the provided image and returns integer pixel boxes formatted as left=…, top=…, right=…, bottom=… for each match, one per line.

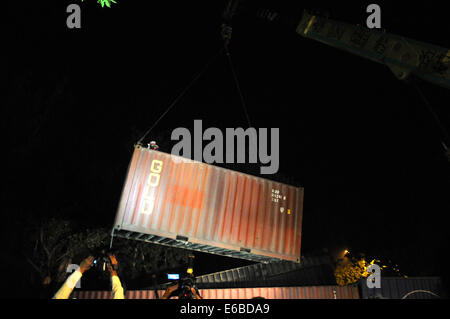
left=344, top=249, right=349, bottom=255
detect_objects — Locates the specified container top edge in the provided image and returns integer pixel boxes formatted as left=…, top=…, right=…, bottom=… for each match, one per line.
left=134, top=145, right=304, bottom=190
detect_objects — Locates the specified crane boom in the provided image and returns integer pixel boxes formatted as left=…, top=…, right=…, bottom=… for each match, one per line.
left=253, top=5, right=450, bottom=159
left=255, top=7, right=450, bottom=89
left=294, top=11, right=450, bottom=89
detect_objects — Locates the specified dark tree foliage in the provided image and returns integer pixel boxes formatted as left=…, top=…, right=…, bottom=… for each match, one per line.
left=21, top=218, right=191, bottom=298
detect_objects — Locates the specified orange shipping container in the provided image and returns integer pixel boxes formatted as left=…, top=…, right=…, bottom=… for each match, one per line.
left=72, top=286, right=360, bottom=299
left=112, top=146, right=304, bottom=263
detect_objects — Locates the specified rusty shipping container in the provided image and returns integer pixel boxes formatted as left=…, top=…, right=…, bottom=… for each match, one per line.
left=112, top=146, right=304, bottom=263
left=72, top=286, right=359, bottom=299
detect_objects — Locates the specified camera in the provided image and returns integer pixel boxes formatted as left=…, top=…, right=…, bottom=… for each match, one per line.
left=92, top=249, right=115, bottom=273
left=177, top=277, right=196, bottom=299
left=165, top=254, right=200, bottom=299
left=167, top=273, right=180, bottom=280
left=167, top=275, right=197, bottom=299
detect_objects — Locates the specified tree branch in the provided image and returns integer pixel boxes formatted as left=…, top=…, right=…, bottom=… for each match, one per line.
left=56, top=251, right=71, bottom=263
left=50, top=240, right=68, bottom=262
left=40, top=225, right=53, bottom=269
left=40, top=226, right=51, bottom=259
left=26, top=257, right=43, bottom=277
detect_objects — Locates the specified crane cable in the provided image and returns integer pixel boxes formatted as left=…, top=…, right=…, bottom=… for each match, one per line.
left=412, top=83, right=450, bottom=159
left=136, top=48, right=223, bottom=146
left=223, top=42, right=252, bottom=128
left=137, top=4, right=252, bottom=145
left=221, top=0, right=252, bottom=128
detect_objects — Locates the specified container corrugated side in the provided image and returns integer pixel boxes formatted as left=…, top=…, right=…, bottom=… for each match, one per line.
left=113, top=146, right=304, bottom=263
left=72, top=286, right=359, bottom=299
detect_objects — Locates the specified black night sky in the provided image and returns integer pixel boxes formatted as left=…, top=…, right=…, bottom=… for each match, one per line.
left=4, top=0, right=450, bottom=297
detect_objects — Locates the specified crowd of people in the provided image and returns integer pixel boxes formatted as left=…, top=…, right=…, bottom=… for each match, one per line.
left=52, top=254, right=201, bottom=299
